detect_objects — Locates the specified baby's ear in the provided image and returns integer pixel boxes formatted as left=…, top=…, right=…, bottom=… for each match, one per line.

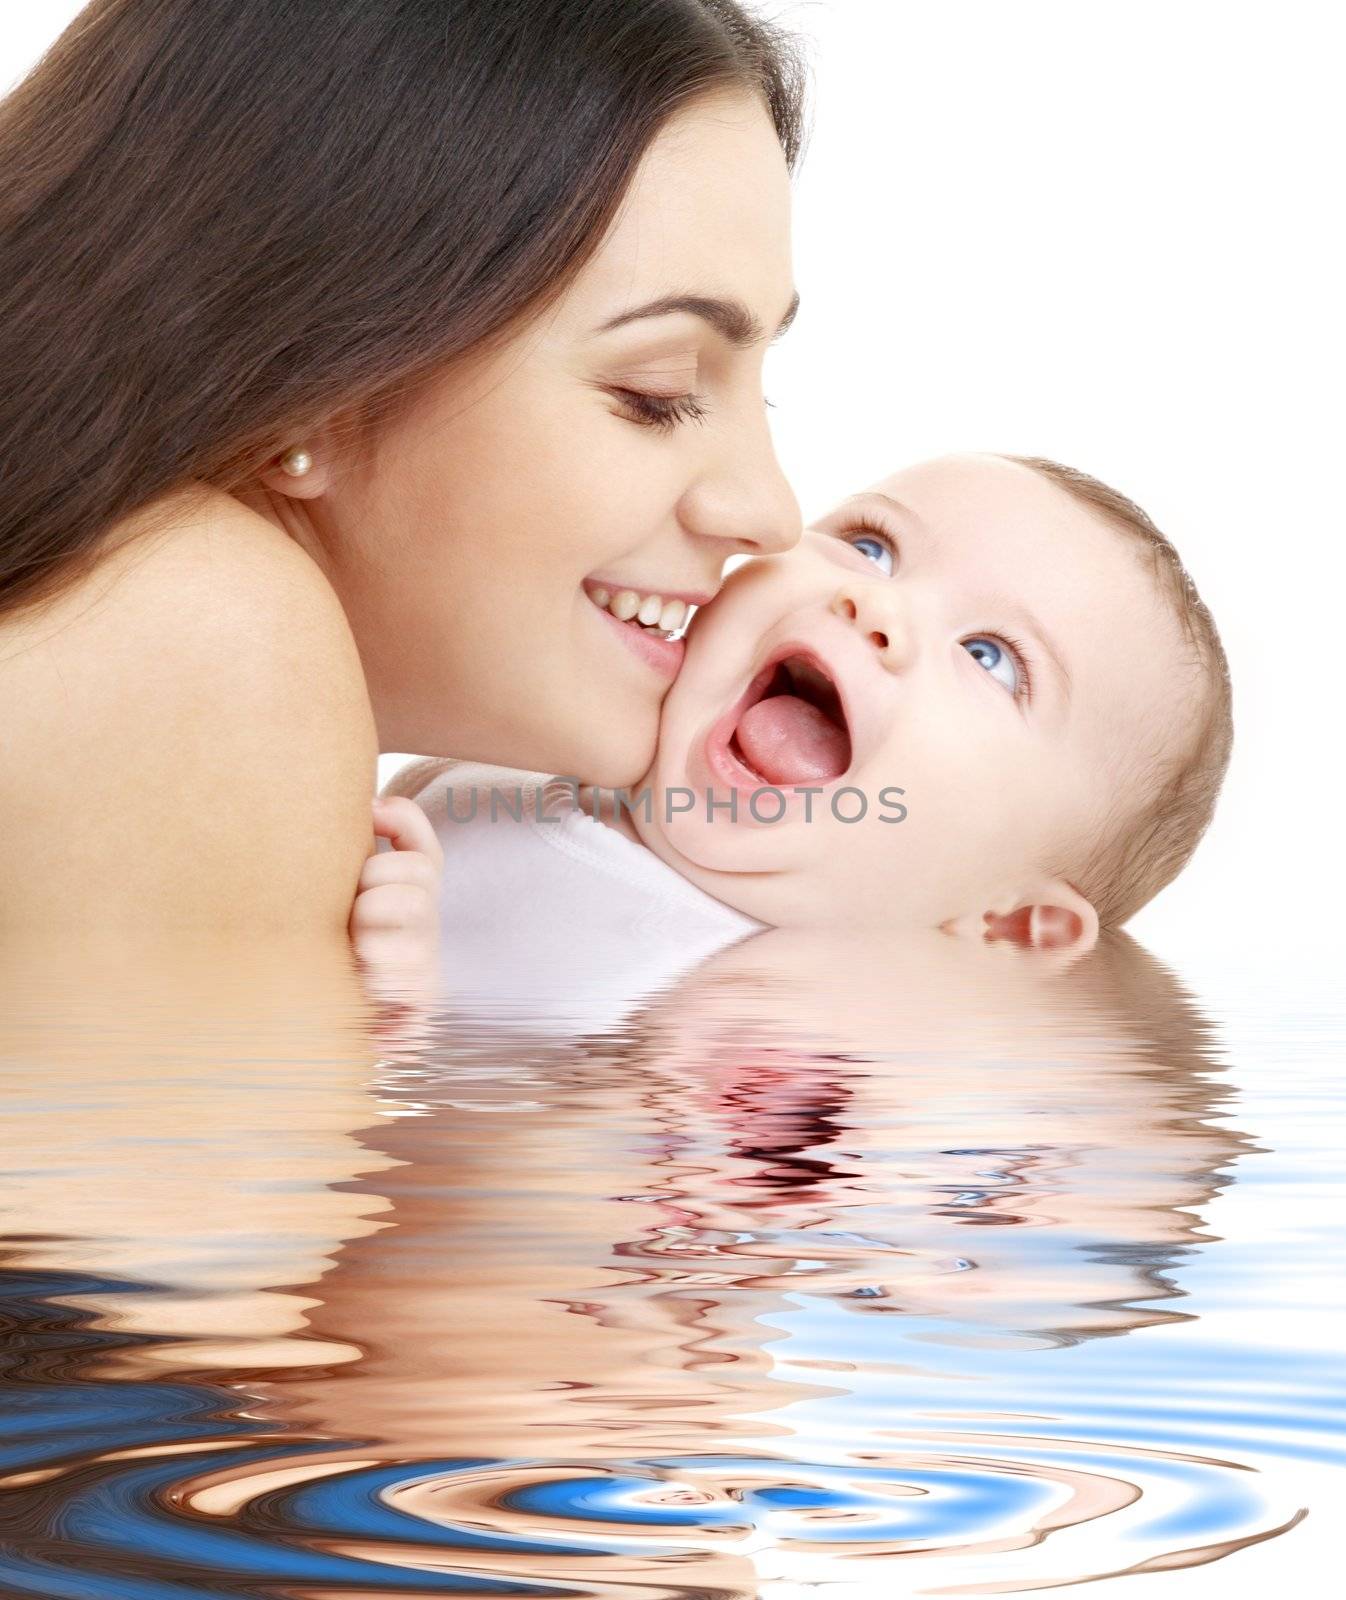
left=984, top=879, right=1100, bottom=957
left=945, top=879, right=1100, bottom=960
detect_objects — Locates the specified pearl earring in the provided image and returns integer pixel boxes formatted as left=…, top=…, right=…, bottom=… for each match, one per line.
left=280, top=447, right=313, bottom=478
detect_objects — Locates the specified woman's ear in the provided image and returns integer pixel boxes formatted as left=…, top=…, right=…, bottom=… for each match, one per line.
left=256, top=429, right=337, bottom=499
left=982, top=879, right=1100, bottom=957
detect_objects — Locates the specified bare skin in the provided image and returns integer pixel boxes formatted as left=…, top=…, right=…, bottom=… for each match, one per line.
left=0, top=490, right=376, bottom=937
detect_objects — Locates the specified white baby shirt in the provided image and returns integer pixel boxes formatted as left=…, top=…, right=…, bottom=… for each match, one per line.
left=405, top=762, right=764, bottom=1034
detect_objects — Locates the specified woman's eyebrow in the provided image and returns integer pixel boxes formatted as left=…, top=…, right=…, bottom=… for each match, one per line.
left=595, top=290, right=800, bottom=347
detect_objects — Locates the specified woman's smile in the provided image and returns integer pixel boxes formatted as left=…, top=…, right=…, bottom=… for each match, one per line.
left=582, top=595, right=688, bottom=681
left=581, top=575, right=717, bottom=680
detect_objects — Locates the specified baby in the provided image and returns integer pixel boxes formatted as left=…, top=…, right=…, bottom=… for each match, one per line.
left=352, top=454, right=1232, bottom=1010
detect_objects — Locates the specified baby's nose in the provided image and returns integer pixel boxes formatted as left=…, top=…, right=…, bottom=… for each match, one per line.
left=829, top=586, right=914, bottom=673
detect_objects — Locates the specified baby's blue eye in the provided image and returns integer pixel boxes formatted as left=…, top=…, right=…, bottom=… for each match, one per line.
left=963, top=635, right=1019, bottom=695
left=846, top=533, right=895, bottom=576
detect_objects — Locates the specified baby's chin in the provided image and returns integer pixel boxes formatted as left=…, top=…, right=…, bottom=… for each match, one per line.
left=628, top=798, right=797, bottom=918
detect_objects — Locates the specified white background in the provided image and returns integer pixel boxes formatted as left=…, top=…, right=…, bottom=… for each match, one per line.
left=6, top=2, right=1342, bottom=970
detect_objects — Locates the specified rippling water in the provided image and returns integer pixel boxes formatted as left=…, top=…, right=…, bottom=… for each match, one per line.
left=1, top=932, right=1341, bottom=1596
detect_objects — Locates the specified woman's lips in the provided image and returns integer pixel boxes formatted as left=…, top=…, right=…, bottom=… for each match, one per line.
left=588, top=598, right=685, bottom=678
left=582, top=575, right=716, bottom=680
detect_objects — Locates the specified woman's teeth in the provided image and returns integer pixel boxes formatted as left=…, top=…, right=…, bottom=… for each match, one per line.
left=588, top=586, right=690, bottom=637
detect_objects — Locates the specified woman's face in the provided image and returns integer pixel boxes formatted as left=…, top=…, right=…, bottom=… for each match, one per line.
left=307, top=90, right=800, bottom=783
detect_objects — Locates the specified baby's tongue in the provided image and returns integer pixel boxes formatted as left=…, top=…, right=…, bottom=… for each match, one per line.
left=733, top=694, right=850, bottom=785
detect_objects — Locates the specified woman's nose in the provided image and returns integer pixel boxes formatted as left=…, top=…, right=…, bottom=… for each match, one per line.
left=829, top=582, right=915, bottom=674
left=680, top=410, right=802, bottom=556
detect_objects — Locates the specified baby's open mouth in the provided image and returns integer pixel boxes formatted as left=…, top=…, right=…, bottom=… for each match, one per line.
left=728, top=653, right=852, bottom=785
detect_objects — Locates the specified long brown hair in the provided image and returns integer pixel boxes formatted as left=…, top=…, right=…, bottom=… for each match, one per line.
left=0, top=0, right=806, bottom=617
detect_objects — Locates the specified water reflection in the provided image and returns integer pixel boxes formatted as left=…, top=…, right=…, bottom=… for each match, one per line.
left=605, top=929, right=1248, bottom=1346
left=0, top=938, right=398, bottom=1374
left=0, top=931, right=1337, bottom=1596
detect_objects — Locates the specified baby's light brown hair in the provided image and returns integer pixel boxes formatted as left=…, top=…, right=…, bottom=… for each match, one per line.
left=1007, top=456, right=1233, bottom=928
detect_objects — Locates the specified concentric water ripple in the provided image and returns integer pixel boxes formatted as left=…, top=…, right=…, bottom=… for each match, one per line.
left=1, top=1368, right=1335, bottom=1599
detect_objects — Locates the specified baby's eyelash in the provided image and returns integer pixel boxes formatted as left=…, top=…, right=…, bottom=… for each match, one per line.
left=611, top=388, right=709, bottom=432
left=985, top=629, right=1035, bottom=705
left=838, top=517, right=898, bottom=560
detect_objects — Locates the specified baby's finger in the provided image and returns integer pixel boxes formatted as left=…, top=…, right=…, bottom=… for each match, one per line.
left=350, top=880, right=439, bottom=936
left=358, top=848, right=441, bottom=896
left=372, top=795, right=444, bottom=868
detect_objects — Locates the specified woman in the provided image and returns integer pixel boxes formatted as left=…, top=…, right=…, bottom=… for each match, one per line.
left=0, top=0, right=804, bottom=938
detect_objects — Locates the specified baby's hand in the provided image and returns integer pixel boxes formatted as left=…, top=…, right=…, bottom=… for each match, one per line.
left=349, top=795, right=444, bottom=981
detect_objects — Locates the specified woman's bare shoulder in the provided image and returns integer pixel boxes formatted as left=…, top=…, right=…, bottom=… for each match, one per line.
left=0, top=485, right=377, bottom=936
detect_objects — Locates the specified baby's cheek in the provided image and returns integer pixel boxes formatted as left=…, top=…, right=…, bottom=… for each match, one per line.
left=853, top=825, right=915, bottom=912
left=722, top=549, right=818, bottom=619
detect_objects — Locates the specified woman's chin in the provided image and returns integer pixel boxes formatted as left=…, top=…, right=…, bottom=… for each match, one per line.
left=569, top=727, right=660, bottom=791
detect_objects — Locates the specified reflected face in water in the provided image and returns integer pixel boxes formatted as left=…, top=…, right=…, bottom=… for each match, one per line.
left=633, top=454, right=1196, bottom=930
left=2, top=932, right=1321, bottom=1595
left=263, top=932, right=1247, bottom=1463
left=607, top=930, right=1246, bottom=1339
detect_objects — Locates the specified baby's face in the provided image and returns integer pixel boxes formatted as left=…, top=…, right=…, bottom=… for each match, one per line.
left=630, top=454, right=1190, bottom=930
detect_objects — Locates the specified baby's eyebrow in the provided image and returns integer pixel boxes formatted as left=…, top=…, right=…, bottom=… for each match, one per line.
left=1012, top=604, right=1074, bottom=706
left=813, top=489, right=922, bottom=535
left=862, top=490, right=916, bottom=520
left=850, top=490, right=917, bottom=521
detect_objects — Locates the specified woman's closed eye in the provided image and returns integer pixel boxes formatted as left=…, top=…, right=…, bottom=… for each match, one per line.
left=611, top=387, right=709, bottom=432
